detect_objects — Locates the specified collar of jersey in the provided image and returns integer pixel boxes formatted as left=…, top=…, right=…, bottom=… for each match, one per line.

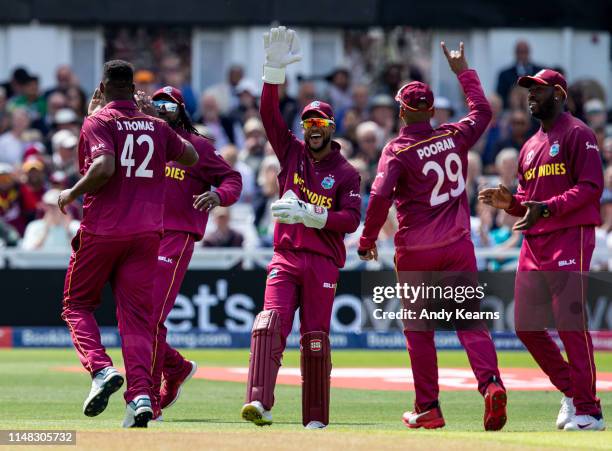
left=400, top=121, right=434, bottom=135
left=105, top=100, right=138, bottom=110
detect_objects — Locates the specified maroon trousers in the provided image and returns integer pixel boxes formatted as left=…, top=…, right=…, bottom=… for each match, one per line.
left=515, top=226, right=600, bottom=416
left=150, top=231, right=195, bottom=410
left=61, top=229, right=160, bottom=402
left=395, top=235, right=502, bottom=411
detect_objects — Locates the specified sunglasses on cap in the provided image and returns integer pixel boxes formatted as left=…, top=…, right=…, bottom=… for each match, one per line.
left=153, top=100, right=178, bottom=113
left=301, top=118, right=335, bottom=129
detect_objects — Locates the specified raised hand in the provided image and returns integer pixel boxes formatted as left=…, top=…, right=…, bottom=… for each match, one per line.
left=262, top=26, right=302, bottom=84
left=441, top=41, right=468, bottom=74
left=87, top=88, right=105, bottom=116
left=134, top=90, right=156, bottom=116
left=478, top=184, right=513, bottom=210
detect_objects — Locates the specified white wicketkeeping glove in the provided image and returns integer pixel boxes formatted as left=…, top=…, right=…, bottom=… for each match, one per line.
left=262, top=26, right=302, bottom=84
left=271, top=190, right=327, bottom=229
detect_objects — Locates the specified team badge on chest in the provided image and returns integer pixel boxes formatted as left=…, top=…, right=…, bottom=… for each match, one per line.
left=549, top=143, right=560, bottom=157
left=321, top=175, right=335, bottom=189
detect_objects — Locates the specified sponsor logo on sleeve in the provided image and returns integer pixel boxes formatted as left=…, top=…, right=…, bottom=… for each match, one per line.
left=586, top=142, right=599, bottom=151
left=268, top=268, right=279, bottom=279
left=558, top=259, right=576, bottom=267
left=158, top=256, right=174, bottom=264
left=323, top=282, right=337, bottom=289
left=91, top=143, right=105, bottom=153
left=525, top=149, right=535, bottom=165
left=349, top=190, right=361, bottom=198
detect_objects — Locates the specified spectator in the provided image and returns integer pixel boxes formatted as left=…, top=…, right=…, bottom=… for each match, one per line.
left=240, top=118, right=266, bottom=175
left=231, top=79, right=259, bottom=127
left=496, top=40, right=543, bottom=108
left=52, top=108, right=81, bottom=137
left=355, top=121, right=384, bottom=183
left=291, top=80, right=317, bottom=136
left=20, top=156, right=48, bottom=218
left=21, top=189, right=79, bottom=250
left=476, top=93, right=508, bottom=169
left=40, top=91, right=68, bottom=135
left=495, top=147, right=519, bottom=193
left=134, top=69, right=157, bottom=96
left=278, top=80, right=299, bottom=133
left=488, top=209, right=521, bottom=271
left=0, top=87, right=10, bottom=134
left=0, top=108, right=30, bottom=166
left=339, top=108, right=361, bottom=144
left=335, top=137, right=355, bottom=160
left=325, top=68, right=352, bottom=112
left=432, top=96, right=455, bottom=128
left=65, top=85, right=87, bottom=118
left=220, top=144, right=256, bottom=203
left=253, top=154, right=280, bottom=245
left=489, top=110, right=532, bottom=173
left=336, top=84, right=369, bottom=135
left=195, top=93, right=237, bottom=148
left=8, top=74, right=46, bottom=124
left=467, top=151, right=483, bottom=215
left=51, top=130, right=79, bottom=186
left=583, top=98, right=607, bottom=129
left=202, top=207, right=244, bottom=248
left=0, top=67, right=30, bottom=99
left=44, top=65, right=76, bottom=98
left=369, top=94, right=396, bottom=140
left=0, top=163, right=28, bottom=235
left=377, top=62, right=403, bottom=97
left=159, top=54, right=197, bottom=116
left=205, top=64, right=244, bottom=115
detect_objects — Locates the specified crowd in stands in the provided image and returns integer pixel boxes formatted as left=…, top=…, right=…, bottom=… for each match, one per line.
left=0, top=35, right=610, bottom=270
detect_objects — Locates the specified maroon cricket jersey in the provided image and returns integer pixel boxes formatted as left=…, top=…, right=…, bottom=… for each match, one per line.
left=360, top=69, right=492, bottom=251
left=163, top=128, right=242, bottom=240
left=78, top=100, right=185, bottom=236
left=506, top=112, right=603, bottom=235
left=260, top=83, right=361, bottom=268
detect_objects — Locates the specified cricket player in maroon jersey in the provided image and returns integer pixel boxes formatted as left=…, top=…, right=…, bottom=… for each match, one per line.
left=358, top=43, right=507, bottom=431
left=240, top=26, right=361, bottom=429
left=139, top=86, right=242, bottom=420
left=58, top=60, right=199, bottom=428
left=479, top=69, right=605, bottom=431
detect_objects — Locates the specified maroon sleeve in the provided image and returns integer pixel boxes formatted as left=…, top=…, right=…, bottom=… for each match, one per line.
left=260, top=82, right=302, bottom=164
left=85, top=116, right=116, bottom=159
left=163, top=121, right=186, bottom=162
left=546, top=126, right=604, bottom=217
left=196, top=137, right=243, bottom=206
left=325, top=169, right=361, bottom=233
left=445, top=69, right=492, bottom=151
left=359, top=146, right=403, bottom=248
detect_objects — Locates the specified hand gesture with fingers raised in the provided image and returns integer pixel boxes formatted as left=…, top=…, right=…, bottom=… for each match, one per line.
left=441, top=41, right=468, bottom=74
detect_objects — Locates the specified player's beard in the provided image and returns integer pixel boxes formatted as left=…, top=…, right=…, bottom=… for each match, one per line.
left=531, top=93, right=556, bottom=121
left=307, top=134, right=332, bottom=153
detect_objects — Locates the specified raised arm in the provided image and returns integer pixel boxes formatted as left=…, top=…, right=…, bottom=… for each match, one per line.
left=260, top=26, right=303, bottom=162
left=441, top=41, right=492, bottom=149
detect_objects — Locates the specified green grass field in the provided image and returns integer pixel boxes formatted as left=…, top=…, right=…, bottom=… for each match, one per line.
left=0, top=349, right=610, bottom=450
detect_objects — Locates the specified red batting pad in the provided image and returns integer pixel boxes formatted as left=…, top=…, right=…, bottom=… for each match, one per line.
left=245, top=310, right=283, bottom=410
left=300, top=331, right=331, bottom=426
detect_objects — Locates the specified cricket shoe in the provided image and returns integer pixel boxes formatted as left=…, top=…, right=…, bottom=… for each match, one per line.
left=122, top=395, right=153, bottom=428
left=556, top=396, right=575, bottom=429
left=241, top=401, right=273, bottom=426
left=304, top=421, right=326, bottom=429
left=160, top=360, right=197, bottom=409
left=82, top=366, right=124, bottom=417
left=563, top=414, right=605, bottom=431
left=484, top=377, right=507, bottom=431
left=402, top=406, right=445, bottom=429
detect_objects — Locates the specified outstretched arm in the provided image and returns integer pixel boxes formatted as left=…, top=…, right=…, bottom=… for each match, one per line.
left=260, top=26, right=303, bottom=163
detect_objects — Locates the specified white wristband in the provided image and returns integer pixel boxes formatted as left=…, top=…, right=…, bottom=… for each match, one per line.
left=263, top=66, right=286, bottom=84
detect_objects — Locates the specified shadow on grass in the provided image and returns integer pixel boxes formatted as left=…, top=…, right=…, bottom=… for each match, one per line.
left=168, top=419, right=378, bottom=426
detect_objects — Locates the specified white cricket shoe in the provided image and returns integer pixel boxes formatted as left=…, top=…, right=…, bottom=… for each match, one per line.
left=122, top=395, right=153, bottom=428
left=556, top=396, right=575, bottom=429
left=82, top=366, right=124, bottom=417
left=241, top=401, right=273, bottom=426
left=564, top=414, right=605, bottom=431
left=305, top=421, right=326, bottom=429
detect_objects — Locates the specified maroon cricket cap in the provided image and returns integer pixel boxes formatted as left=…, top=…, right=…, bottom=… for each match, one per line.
left=518, top=69, right=567, bottom=98
left=301, top=100, right=334, bottom=121
left=395, top=81, right=434, bottom=112
left=152, top=85, right=185, bottom=105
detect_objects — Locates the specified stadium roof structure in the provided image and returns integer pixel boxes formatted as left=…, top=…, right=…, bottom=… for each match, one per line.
left=1, top=0, right=610, bottom=30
